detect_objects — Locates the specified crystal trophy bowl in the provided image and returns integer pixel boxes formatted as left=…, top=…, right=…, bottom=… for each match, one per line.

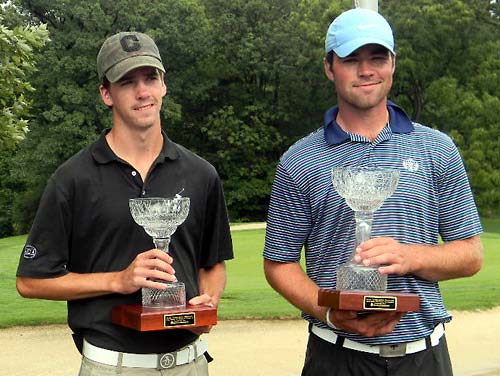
left=331, top=166, right=399, bottom=292
left=129, top=196, right=190, bottom=309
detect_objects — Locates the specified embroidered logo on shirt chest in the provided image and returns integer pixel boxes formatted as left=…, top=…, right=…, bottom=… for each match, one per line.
left=403, top=158, right=419, bottom=172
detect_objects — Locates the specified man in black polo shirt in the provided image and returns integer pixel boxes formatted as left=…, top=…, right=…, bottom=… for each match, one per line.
left=16, top=31, right=233, bottom=375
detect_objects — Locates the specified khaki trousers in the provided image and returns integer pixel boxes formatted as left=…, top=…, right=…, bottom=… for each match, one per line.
left=78, top=355, right=209, bottom=376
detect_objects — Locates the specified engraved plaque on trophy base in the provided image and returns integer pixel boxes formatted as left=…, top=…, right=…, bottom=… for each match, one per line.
left=318, top=289, right=420, bottom=313
left=112, top=304, right=217, bottom=331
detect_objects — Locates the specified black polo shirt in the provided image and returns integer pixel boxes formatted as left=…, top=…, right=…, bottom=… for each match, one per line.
left=17, top=130, right=233, bottom=354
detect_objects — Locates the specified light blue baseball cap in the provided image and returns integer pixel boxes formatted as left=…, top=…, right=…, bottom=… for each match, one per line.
left=325, top=8, right=395, bottom=57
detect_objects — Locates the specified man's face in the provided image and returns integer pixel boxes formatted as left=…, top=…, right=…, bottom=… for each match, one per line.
left=99, top=66, right=167, bottom=130
left=324, top=44, right=395, bottom=111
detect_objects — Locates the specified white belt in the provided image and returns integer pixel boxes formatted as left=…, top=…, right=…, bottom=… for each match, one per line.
left=82, top=338, right=208, bottom=369
left=311, top=324, right=444, bottom=358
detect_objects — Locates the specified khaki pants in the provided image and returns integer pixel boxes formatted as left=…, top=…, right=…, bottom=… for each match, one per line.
left=78, top=355, right=209, bottom=376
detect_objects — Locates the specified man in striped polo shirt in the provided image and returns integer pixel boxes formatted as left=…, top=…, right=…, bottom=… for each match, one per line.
left=263, top=8, right=483, bottom=376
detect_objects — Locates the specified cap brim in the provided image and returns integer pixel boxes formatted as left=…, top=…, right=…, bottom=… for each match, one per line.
left=334, top=38, right=395, bottom=58
left=105, top=56, right=166, bottom=83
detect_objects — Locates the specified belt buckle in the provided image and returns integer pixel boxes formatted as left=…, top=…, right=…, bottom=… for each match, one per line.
left=158, top=352, right=176, bottom=369
left=379, top=343, right=407, bottom=358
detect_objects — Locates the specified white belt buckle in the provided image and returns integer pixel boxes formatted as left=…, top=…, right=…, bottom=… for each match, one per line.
left=158, top=352, right=177, bottom=369
left=158, top=342, right=199, bottom=369
left=379, top=343, right=407, bottom=357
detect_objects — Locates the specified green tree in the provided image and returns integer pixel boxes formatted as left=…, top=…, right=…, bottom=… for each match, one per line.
left=201, top=105, right=285, bottom=220
left=425, top=78, right=500, bottom=216
left=196, top=0, right=353, bottom=219
left=0, top=16, right=49, bottom=149
left=385, top=0, right=500, bottom=216
left=0, top=13, right=49, bottom=236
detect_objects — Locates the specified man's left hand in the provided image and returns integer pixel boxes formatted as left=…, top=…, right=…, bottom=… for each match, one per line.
left=187, top=294, right=215, bottom=335
left=354, top=237, right=414, bottom=276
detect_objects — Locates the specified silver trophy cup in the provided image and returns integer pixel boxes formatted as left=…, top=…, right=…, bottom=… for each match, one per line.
left=129, top=196, right=190, bottom=308
left=331, top=166, right=399, bottom=291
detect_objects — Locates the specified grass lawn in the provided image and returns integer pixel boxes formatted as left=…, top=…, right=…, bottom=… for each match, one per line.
left=219, top=229, right=301, bottom=319
left=440, top=218, right=500, bottom=310
left=0, top=235, right=69, bottom=327
left=1, top=218, right=498, bottom=328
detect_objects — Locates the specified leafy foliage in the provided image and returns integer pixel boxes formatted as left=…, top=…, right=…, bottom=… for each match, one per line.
left=386, top=0, right=500, bottom=218
left=0, top=17, right=49, bottom=149
left=0, top=14, right=49, bottom=235
left=0, top=0, right=498, bottom=236
left=201, top=105, right=285, bottom=220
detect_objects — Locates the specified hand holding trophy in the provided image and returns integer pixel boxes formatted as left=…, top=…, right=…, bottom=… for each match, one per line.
left=318, top=166, right=420, bottom=313
left=112, top=193, right=217, bottom=331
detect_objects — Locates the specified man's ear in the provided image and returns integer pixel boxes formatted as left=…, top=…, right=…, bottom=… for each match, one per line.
left=161, top=80, right=167, bottom=97
left=323, top=57, right=334, bottom=82
left=99, top=84, right=113, bottom=107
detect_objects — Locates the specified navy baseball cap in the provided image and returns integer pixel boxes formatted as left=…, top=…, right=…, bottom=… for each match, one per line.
left=325, top=8, right=395, bottom=57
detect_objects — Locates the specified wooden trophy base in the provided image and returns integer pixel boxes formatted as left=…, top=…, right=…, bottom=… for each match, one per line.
left=318, top=289, right=420, bottom=313
left=112, top=304, right=217, bottom=332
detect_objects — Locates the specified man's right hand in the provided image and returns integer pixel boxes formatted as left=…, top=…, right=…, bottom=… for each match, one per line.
left=329, top=309, right=403, bottom=337
left=114, top=249, right=177, bottom=294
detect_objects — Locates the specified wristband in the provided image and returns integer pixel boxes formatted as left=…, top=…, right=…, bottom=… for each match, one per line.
left=325, top=307, right=339, bottom=330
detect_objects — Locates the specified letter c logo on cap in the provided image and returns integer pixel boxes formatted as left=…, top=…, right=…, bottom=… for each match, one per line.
left=120, top=35, right=141, bottom=52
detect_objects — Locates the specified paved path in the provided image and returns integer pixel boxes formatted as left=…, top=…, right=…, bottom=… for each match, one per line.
left=230, top=222, right=266, bottom=231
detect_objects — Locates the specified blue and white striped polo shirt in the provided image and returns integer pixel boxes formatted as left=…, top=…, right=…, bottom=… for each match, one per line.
left=264, top=101, right=482, bottom=345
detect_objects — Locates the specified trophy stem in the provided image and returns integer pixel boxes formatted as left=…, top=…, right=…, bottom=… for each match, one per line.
left=336, top=210, right=387, bottom=292
left=153, top=237, right=170, bottom=253
left=354, top=211, right=373, bottom=252
left=143, top=236, right=186, bottom=308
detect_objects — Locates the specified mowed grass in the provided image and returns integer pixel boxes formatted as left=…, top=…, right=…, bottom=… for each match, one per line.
left=440, top=218, right=500, bottom=310
left=219, top=229, right=301, bottom=319
left=0, top=235, right=70, bottom=327
left=0, top=218, right=498, bottom=328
